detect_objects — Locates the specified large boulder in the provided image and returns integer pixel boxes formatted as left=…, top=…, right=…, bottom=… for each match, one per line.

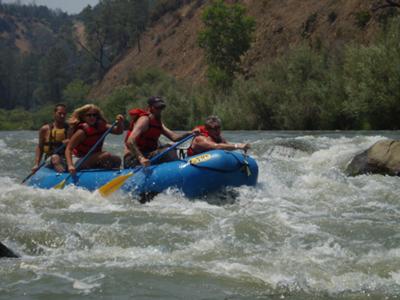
left=346, top=139, right=400, bottom=176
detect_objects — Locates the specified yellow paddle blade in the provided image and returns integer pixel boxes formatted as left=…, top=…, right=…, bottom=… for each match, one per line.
left=98, top=172, right=134, bottom=197
left=53, top=179, right=66, bottom=189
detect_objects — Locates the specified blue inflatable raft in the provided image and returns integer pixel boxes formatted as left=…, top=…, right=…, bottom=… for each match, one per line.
left=26, top=150, right=258, bottom=198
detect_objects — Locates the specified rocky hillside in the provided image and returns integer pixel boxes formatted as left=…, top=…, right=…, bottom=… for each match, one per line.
left=0, top=12, right=42, bottom=53
left=0, top=4, right=91, bottom=111
left=0, top=8, right=73, bottom=55
left=90, top=0, right=385, bottom=99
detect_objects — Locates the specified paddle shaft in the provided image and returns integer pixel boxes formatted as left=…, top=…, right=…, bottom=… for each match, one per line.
left=63, top=121, right=118, bottom=184
left=130, top=133, right=195, bottom=173
left=97, top=133, right=195, bottom=197
left=22, top=143, right=66, bottom=184
left=150, top=133, right=195, bottom=164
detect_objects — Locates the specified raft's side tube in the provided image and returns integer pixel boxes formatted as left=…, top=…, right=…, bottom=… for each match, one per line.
left=26, top=150, right=259, bottom=199
left=121, top=150, right=259, bottom=198
left=0, top=241, right=19, bottom=258
left=181, top=150, right=258, bottom=197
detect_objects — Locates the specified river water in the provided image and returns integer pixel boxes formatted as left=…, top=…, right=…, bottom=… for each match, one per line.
left=1, top=131, right=400, bottom=299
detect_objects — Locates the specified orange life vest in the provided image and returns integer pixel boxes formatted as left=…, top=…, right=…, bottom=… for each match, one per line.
left=73, top=121, right=107, bottom=158
left=187, top=125, right=220, bottom=156
left=125, top=108, right=162, bottom=154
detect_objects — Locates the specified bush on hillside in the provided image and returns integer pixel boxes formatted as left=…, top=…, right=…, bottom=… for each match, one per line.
left=354, top=10, right=371, bottom=29
left=62, top=79, right=91, bottom=108
left=254, top=45, right=330, bottom=129
left=198, top=0, right=255, bottom=90
left=31, top=105, right=55, bottom=128
left=343, top=18, right=400, bottom=129
left=103, top=69, right=193, bottom=130
left=101, top=85, right=140, bottom=123
left=97, top=16, right=400, bottom=131
left=0, top=108, right=33, bottom=130
left=150, top=0, right=187, bottom=23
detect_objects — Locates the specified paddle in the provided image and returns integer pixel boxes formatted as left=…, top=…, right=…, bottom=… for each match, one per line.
left=53, top=121, right=118, bottom=189
left=98, top=133, right=196, bottom=197
left=22, top=143, right=66, bottom=184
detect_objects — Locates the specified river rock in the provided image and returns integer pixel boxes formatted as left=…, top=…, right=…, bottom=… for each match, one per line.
left=0, top=241, right=19, bottom=258
left=346, top=139, right=400, bottom=176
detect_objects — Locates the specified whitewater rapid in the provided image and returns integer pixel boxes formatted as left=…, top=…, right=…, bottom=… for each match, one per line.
left=1, top=131, right=400, bottom=299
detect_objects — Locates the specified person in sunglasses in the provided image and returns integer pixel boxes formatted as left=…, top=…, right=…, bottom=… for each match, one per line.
left=187, top=115, right=250, bottom=157
left=124, top=96, right=197, bottom=168
left=32, top=103, right=70, bottom=173
left=65, top=104, right=124, bottom=174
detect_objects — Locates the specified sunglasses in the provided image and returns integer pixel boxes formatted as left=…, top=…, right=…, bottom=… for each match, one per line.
left=85, top=113, right=98, bottom=118
left=209, top=126, right=221, bottom=130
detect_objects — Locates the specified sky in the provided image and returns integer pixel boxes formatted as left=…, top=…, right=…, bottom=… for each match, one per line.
left=2, top=0, right=100, bottom=14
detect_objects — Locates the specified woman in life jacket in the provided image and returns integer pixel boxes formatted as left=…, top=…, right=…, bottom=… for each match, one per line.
left=32, top=103, right=70, bottom=173
left=187, top=115, right=250, bottom=156
left=65, top=104, right=124, bottom=175
left=124, top=96, right=197, bottom=168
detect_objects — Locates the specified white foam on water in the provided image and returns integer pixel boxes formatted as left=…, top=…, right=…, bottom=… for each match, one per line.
left=329, top=272, right=394, bottom=294
left=64, top=187, right=128, bottom=213
left=357, top=248, right=400, bottom=265
left=0, top=139, right=27, bottom=158
left=390, top=271, right=400, bottom=285
left=143, top=189, right=225, bottom=216
left=295, top=135, right=384, bottom=172
left=0, top=139, right=13, bottom=155
left=2, top=132, right=400, bottom=298
left=27, top=271, right=105, bottom=295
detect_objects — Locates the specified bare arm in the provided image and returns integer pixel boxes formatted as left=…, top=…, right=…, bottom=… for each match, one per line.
left=32, top=125, right=48, bottom=171
left=65, top=129, right=86, bottom=174
left=162, top=124, right=194, bottom=142
left=62, top=125, right=74, bottom=145
left=126, top=116, right=150, bottom=166
left=108, top=114, right=125, bottom=134
left=193, top=136, right=250, bottom=151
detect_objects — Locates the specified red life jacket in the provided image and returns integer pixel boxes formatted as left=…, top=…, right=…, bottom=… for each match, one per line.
left=125, top=108, right=162, bottom=154
left=187, top=125, right=219, bottom=156
left=73, top=121, right=107, bottom=157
